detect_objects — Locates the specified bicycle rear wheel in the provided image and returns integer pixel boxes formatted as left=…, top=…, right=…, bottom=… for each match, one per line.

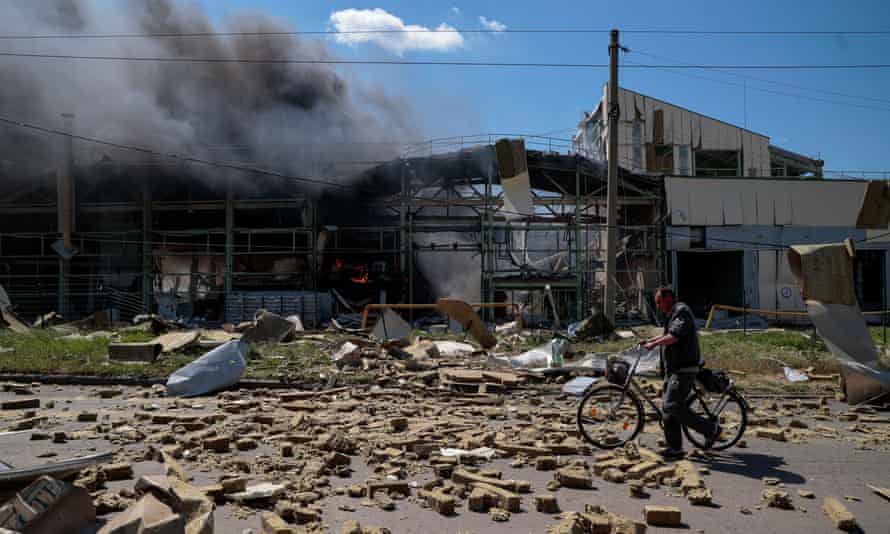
left=577, top=383, right=645, bottom=449
left=682, top=388, right=748, bottom=451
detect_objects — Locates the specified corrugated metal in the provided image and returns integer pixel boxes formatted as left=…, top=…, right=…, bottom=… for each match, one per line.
left=758, top=250, right=777, bottom=311
left=666, top=177, right=868, bottom=227
left=225, top=291, right=333, bottom=328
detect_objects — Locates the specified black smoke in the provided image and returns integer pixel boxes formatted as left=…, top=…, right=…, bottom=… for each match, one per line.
left=0, top=0, right=418, bottom=184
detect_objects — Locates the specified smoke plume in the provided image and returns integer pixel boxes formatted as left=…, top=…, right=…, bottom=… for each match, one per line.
left=0, top=0, right=419, bottom=184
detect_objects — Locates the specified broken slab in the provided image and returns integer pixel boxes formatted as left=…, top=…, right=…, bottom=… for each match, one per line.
left=367, top=481, right=410, bottom=499
left=153, top=331, right=200, bottom=354
left=240, top=310, right=296, bottom=345
left=0, top=476, right=95, bottom=534
left=96, top=493, right=182, bottom=534
left=108, top=342, right=162, bottom=363
left=371, top=308, right=412, bottom=342
left=261, top=512, right=297, bottom=534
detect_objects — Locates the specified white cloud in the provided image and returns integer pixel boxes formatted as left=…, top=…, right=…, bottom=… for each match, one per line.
left=479, top=16, right=506, bottom=32
left=451, top=7, right=461, bottom=16
left=329, top=8, right=464, bottom=55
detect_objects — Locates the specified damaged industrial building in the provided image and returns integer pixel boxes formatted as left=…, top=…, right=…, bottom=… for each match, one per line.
left=2, top=87, right=890, bottom=330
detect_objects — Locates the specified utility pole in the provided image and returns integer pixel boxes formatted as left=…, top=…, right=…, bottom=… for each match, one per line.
left=604, top=29, right=620, bottom=323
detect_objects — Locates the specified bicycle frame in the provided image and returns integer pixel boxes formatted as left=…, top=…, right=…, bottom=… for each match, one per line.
left=605, top=351, right=744, bottom=426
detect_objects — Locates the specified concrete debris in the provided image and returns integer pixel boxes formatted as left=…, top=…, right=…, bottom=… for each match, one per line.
left=489, top=507, right=511, bottom=522
left=535, top=494, right=560, bottom=514
left=97, top=493, right=182, bottom=534
left=762, top=489, right=795, bottom=510
left=823, top=497, right=856, bottom=531
left=867, top=484, right=890, bottom=501
left=108, top=342, right=163, bottom=363
left=230, top=484, right=287, bottom=504
left=644, top=505, right=681, bottom=526
left=241, top=310, right=297, bottom=345
left=0, top=476, right=96, bottom=533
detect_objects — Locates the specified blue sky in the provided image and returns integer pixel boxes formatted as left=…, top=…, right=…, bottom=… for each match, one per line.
left=198, top=0, right=890, bottom=174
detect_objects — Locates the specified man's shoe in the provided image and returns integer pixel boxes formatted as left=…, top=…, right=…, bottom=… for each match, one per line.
left=704, top=424, right=723, bottom=449
left=657, top=447, right=685, bottom=460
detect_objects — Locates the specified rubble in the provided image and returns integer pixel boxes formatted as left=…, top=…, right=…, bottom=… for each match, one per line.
left=535, top=494, right=560, bottom=513
left=644, top=505, right=681, bottom=526
left=0, top=476, right=96, bottom=533
left=762, top=489, right=795, bottom=510
left=823, top=497, right=856, bottom=531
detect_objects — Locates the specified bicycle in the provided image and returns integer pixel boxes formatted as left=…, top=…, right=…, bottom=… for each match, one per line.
left=576, top=350, right=750, bottom=450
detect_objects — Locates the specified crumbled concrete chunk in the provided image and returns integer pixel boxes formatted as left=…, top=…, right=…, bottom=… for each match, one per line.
left=555, top=467, right=593, bottom=489
left=762, top=489, right=794, bottom=510
left=102, top=462, right=134, bottom=481
left=644, top=505, right=681, bottom=526
left=823, top=497, right=856, bottom=531
left=534, top=494, right=560, bottom=514
left=419, top=489, right=457, bottom=516
left=203, top=435, right=231, bottom=453
left=489, top=507, right=511, bottom=522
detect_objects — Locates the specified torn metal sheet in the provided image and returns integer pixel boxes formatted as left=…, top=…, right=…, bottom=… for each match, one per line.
left=371, top=308, right=412, bottom=342
left=856, top=180, right=890, bottom=229
left=495, top=138, right=534, bottom=218
left=0, top=307, right=31, bottom=335
left=436, top=299, right=497, bottom=349
left=788, top=241, right=856, bottom=305
left=166, top=339, right=248, bottom=398
left=788, top=243, right=890, bottom=404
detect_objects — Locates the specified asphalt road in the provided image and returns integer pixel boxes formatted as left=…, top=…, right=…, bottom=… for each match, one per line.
left=0, top=385, right=887, bottom=534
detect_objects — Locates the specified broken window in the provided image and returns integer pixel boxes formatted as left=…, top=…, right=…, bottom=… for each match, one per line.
left=694, top=150, right=740, bottom=177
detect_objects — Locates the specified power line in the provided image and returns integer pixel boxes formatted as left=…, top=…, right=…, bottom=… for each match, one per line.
left=629, top=48, right=890, bottom=107
left=0, top=52, right=607, bottom=68
left=3, top=51, right=890, bottom=70
left=623, top=57, right=890, bottom=113
left=0, top=29, right=888, bottom=40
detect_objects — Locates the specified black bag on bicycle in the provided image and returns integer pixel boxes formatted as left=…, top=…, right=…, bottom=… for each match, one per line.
left=697, top=367, right=730, bottom=393
left=606, top=360, right=630, bottom=385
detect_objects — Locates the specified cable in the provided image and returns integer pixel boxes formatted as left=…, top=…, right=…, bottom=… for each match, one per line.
left=0, top=29, right=888, bottom=40
left=3, top=51, right=890, bottom=70
left=624, top=58, right=890, bottom=114
left=629, top=48, right=890, bottom=108
left=0, top=52, right=607, bottom=68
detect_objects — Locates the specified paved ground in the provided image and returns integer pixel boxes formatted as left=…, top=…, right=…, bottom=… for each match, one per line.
left=0, top=384, right=888, bottom=533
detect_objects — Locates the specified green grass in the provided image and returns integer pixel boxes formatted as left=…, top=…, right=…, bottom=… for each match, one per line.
left=571, top=329, right=840, bottom=376
left=0, top=330, right=194, bottom=378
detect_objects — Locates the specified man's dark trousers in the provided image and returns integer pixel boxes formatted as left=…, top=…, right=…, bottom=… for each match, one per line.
left=662, top=372, right=716, bottom=450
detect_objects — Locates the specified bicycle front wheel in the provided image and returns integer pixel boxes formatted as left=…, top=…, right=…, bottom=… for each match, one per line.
left=682, top=388, right=748, bottom=451
left=577, top=383, right=645, bottom=449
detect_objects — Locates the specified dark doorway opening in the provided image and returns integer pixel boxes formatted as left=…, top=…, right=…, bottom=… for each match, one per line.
left=677, top=251, right=745, bottom=318
left=854, top=250, right=885, bottom=313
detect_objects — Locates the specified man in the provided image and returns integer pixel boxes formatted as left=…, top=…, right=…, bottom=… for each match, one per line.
left=642, top=287, right=720, bottom=460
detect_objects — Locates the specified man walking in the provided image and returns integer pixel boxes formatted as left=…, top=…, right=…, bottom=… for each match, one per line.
left=642, top=287, right=720, bottom=459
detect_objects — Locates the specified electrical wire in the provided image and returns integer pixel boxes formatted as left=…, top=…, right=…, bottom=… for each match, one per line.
left=628, top=48, right=890, bottom=108
left=0, top=29, right=888, bottom=40
left=2, top=51, right=890, bottom=70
